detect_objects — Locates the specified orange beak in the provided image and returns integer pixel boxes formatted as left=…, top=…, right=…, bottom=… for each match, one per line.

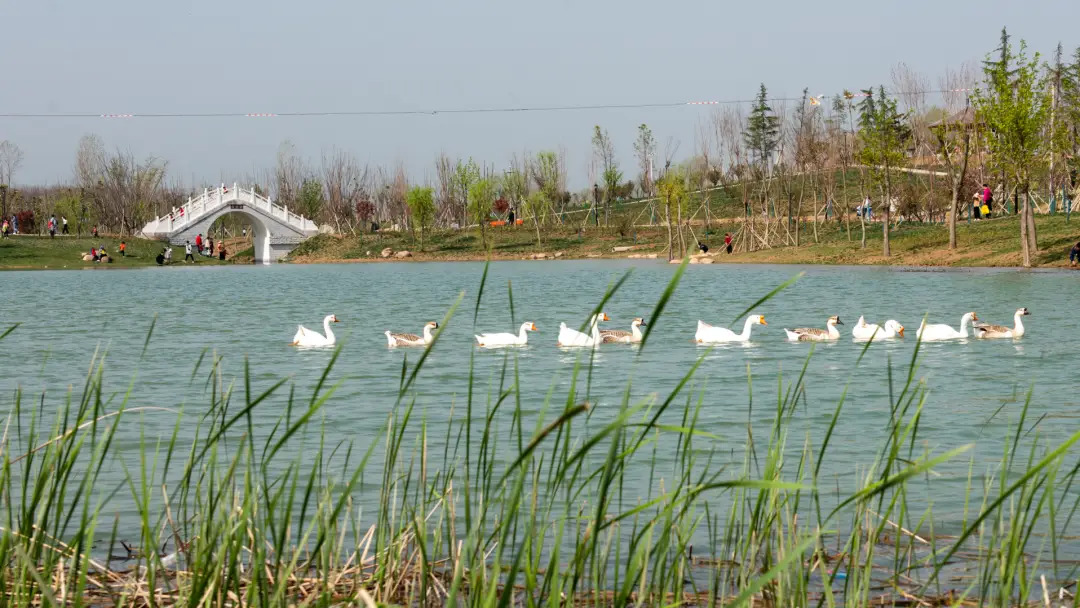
left=759, top=316, right=767, bottom=325
left=602, top=313, right=610, bottom=321
left=897, top=326, right=904, bottom=337
left=531, top=323, right=538, bottom=331
left=333, top=317, right=341, bottom=323
left=972, top=313, right=978, bottom=321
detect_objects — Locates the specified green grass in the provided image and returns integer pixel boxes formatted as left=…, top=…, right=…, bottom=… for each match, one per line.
left=1, top=265, right=1079, bottom=606
left=0, top=235, right=232, bottom=270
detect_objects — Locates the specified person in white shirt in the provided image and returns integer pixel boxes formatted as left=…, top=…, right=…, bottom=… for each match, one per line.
left=184, top=241, right=194, bottom=262
left=862, top=197, right=873, bottom=220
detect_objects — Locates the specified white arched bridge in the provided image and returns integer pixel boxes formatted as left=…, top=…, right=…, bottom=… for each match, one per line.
left=138, top=184, right=320, bottom=264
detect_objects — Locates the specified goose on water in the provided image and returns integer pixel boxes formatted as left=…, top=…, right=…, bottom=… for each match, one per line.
left=601, top=317, right=647, bottom=344
left=916, top=312, right=977, bottom=341
left=974, top=307, right=1029, bottom=339
left=784, top=316, right=843, bottom=342
left=557, top=313, right=609, bottom=347
left=386, top=321, right=439, bottom=347
left=851, top=316, right=904, bottom=340
left=475, top=322, right=538, bottom=347
left=695, top=315, right=767, bottom=343
left=290, top=315, right=340, bottom=347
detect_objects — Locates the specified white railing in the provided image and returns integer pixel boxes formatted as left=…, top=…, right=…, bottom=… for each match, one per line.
left=140, top=183, right=319, bottom=236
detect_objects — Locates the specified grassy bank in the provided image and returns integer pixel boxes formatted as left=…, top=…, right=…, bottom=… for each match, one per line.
left=289, top=214, right=1080, bottom=268
left=732, top=214, right=1080, bottom=268
left=2, top=266, right=1078, bottom=606
left=0, top=235, right=239, bottom=270
left=5, top=214, right=1077, bottom=270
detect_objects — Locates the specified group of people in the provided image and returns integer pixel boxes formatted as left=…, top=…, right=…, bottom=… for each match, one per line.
left=184, top=233, right=226, bottom=262
left=698, top=233, right=736, bottom=255
left=1, top=214, right=73, bottom=237
left=971, top=184, right=994, bottom=220
left=85, top=243, right=115, bottom=263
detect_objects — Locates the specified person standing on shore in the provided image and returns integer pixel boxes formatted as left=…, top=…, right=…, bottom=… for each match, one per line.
left=1, top=218, right=8, bottom=238
left=862, top=197, right=873, bottom=220
left=982, top=184, right=993, bottom=219
left=218, top=240, right=226, bottom=260
left=1071, top=242, right=1080, bottom=267
left=61, top=216, right=69, bottom=234
left=48, top=215, right=57, bottom=238
left=11, top=214, right=18, bottom=234
left=724, top=232, right=733, bottom=254
left=119, top=241, right=126, bottom=257
left=195, top=233, right=203, bottom=254
left=184, top=241, right=194, bottom=262
left=972, top=191, right=982, bottom=220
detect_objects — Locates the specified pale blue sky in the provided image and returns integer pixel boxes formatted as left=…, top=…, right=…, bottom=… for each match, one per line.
left=2, top=0, right=1077, bottom=189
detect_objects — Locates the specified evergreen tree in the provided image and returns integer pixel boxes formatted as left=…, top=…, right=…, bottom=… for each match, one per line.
left=743, top=84, right=780, bottom=168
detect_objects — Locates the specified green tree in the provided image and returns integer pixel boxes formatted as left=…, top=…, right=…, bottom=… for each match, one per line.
left=468, top=177, right=496, bottom=249
left=453, top=158, right=480, bottom=227
left=522, top=190, right=550, bottom=248
left=972, top=38, right=1049, bottom=267
left=297, top=179, right=325, bottom=223
left=857, top=86, right=910, bottom=257
left=743, top=84, right=780, bottom=169
left=405, top=186, right=436, bottom=250
left=633, top=124, right=656, bottom=196
left=656, top=170, right=688, bottom=260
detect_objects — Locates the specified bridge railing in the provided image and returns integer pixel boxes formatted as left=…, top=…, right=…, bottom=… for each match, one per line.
left=140, top=183, right=319, bottom=236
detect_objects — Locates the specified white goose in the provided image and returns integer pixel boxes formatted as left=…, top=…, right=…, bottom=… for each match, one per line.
left=601, top=317, right=647, bottom=344
left=475, top=322, right=538, bottom=347
left=974, top=307, right=1029, bottom=339
left=695, top=315, right=767, bottom=343
left=784, top=316, right=843, bottom=342
left=916, top=312, right=978, bottom=341
left=386, top=321, right=439, bottom=347
left=557, top=313, right=609, bottom=347
left=851, top=316, right=905, bottom=340
left=290, top=315, right=340, bottom=347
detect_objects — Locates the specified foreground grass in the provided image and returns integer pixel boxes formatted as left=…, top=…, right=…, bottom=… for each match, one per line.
left=2, top=265, right=1078, bottom=606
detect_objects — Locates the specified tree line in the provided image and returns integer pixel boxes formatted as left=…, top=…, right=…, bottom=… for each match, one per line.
left=1, top=29, right=1076, bottom=265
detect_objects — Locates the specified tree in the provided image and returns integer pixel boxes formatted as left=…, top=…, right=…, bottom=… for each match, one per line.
left=322, top=148, right=369, bottom=233
left=591, top=126, right=620, bottom=226
left=633, top=124, right=656, bottom=196
left=0, top=140, right=24, bottom=219
left=972, top=38, right=1049, bottom=267
left=298, top=179, right=325, bottom=222
left=454, top=158, right=480, bottom=228
left=522, top=190, right=550, bottom=248
left=405, top=186, right=436, bottom=250
left=743, top=84, right=780, bottom=170
left=275, top=141, right=307, bottom=209
left=857, top=86, right=910, bottom=257
left=656, top=170, right=688, bottom=260
left=468, top=177, right=496, bottom=249
left=936, top=64, right=976, bottom=249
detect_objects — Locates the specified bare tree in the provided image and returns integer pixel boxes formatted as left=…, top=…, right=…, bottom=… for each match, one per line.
left=274, top=141, right=307, bottom=208
left=322, top=148, right=369, bottom=233
left=0, top=140, right=25, bottom=219
left=937, top=63, right=976, bottom=249
left=435, top=154, right=459, bottom=225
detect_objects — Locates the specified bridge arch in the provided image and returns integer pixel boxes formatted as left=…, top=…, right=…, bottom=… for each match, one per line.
left=138, top=185, right=320, bottom=264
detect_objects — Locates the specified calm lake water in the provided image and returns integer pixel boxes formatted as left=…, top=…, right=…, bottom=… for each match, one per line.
left=2, top=260, right=1078, bottom=536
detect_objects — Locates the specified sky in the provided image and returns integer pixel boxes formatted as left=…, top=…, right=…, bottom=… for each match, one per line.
left=2, top=0, right=1078, bottom=191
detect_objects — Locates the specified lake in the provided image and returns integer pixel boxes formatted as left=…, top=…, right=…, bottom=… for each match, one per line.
left=1, top=260, right=1078, bottom=536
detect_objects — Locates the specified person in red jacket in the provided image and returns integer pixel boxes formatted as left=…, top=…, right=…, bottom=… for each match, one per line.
left=195, top=233, right=203, bottom=253
left=724, top=233, right=733, bottom=254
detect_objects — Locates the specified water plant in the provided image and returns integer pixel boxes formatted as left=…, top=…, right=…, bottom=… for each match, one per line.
left=1, top=261, right=1078, bottom=607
